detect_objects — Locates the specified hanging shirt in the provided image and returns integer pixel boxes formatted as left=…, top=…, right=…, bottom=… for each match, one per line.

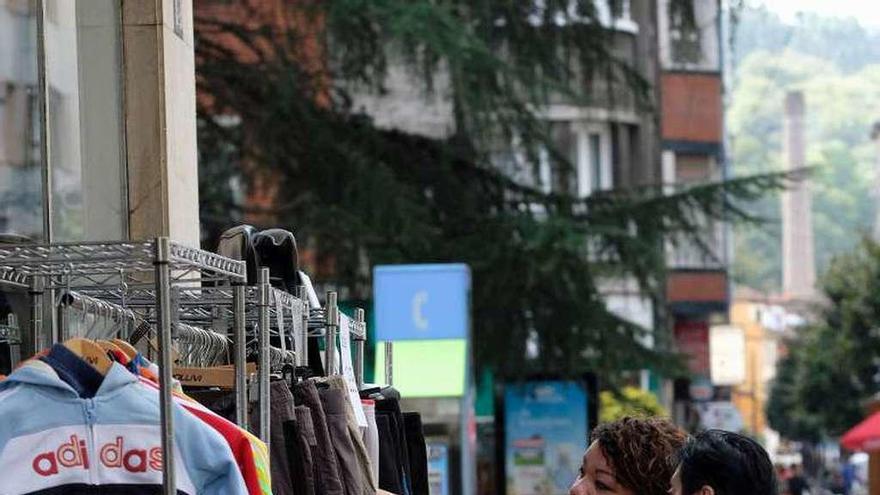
left=0, top=347, right=247, bottom=494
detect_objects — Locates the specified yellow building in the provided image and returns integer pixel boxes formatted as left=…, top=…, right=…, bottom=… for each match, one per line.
left=728, top=293, right=790, bottom=436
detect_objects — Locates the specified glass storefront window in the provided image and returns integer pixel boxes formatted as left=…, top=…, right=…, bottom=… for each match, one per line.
left=44, top=0, right=126, bottom=241
left=1, top=0, right=128, bottom=359
left=0, top=0, right=43, bottom=241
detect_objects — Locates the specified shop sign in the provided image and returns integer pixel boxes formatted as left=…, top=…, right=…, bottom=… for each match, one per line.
left=710, top=325, right=746, bottom=386
left=374, top=264, right=470, bottom=341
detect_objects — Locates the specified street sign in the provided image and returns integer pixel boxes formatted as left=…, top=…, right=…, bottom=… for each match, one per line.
left=374, top=264, right=470, bottom=341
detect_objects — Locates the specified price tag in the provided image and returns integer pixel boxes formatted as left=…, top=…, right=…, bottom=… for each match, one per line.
left=275, top=294, right=286, bottom=353
left=339, top=313, right=367, bottom=427
left=291, top=298, right=303, bottom=361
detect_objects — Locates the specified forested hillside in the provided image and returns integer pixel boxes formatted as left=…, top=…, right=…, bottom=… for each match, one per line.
left=730, top=7, right=880, bottom=291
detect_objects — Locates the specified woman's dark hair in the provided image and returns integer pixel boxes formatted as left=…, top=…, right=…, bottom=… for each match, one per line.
left=677, top=430, right=777, bottom=495
left=591, top=417, right=687, bottom=495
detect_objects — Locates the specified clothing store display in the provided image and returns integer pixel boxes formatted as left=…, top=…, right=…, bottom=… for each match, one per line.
left=0, top=233, right=431, bottom=495
left=362, top=400, right=380, bottom=488
left=294, top=380, right=345, bottom=495
left=404, top=412, right=429, bottom=495
left=0, top=345, right=248, bottom=494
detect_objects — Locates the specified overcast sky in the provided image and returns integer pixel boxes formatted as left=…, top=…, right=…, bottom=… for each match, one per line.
left=755, top=0, right=880, bottom=29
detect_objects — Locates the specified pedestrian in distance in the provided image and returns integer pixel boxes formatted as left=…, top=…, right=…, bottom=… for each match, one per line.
left=669, top=429, right=777, bottom=495
left=788, top=464, right=809, bottom=495
left=569, top=416, right=687, bottom=495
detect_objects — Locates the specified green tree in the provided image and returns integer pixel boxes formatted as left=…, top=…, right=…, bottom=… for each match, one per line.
left=196, top=1, right=785, bottom=380
left=600, top=386, right=668, bottom=423
left=767, top=238, right=880, bottom=440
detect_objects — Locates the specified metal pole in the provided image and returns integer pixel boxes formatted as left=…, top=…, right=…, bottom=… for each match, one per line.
left=296, top=285, right=308, bottom=367
left=325, top=291, right=338, bottom=375
left=36, top=0, right=53, bottom=242
left=29, top=276, right=44, bottom=351
left=154, top=237, right=175, bottom=494
left=293, top=285, right=309, bottom=367
left=355, top=308, right=365, bottom=389
left=385, top=341, right=393, bottom=387
left=258, top=268, right=271, bottom=446
left=233, top=283, right=247, bottom=429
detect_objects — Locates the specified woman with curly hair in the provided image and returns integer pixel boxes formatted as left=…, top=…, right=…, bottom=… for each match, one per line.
left=569, top=417, right=687, bottom=495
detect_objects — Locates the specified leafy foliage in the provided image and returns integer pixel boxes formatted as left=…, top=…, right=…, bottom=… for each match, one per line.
left=195, top=0, right=785, bottom=380
left=767, top=238, right=880, bottom=441
left=600, top=386, right=668, bottom=423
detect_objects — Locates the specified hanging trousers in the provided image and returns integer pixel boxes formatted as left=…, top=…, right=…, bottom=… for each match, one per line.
left=321, top=387, right=369, bottom=495
left=294, top=380, right=345, bottom=495
left=404, top=412, right=429, bottom=495
left=251, top=381, right=297, bottom=495
left=283, top=406, right=317, bottom=495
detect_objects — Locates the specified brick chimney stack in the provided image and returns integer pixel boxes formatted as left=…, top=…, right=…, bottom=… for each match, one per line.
left=871, top=122, right=880, bottom=241
left=781, top=91, right=816, bottom=301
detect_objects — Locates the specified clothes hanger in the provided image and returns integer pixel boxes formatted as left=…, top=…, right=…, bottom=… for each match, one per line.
left=172, top=325, right=254, bottom=389
left=112, top=339, right=139, bottom=360
left=63, top=338, right=113, bottom=374
left=96, top=339, right=124, bottom=356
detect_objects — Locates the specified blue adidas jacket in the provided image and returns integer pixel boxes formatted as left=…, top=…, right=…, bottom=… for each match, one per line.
left=0, top=354, right=247, bottom=494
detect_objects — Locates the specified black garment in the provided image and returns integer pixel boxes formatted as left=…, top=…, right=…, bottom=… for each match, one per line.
left=284, top=416, right=316, bottom=495
left=789, top=475, right=808, bottom=495
left=376, top=413, right=405, bottom=495
left=376, top=398, right=412, bottom=495
left=307, top=337, right=325, bottom=377
left=294, top=380, right=345, bottom=495
left=253, top=229, right=300, bottom=292
left=294, top=406, right=318, bottom=495
left=404, top=412, right=429, bottom=495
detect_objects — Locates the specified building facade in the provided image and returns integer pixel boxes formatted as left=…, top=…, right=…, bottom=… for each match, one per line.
left=655, top=0, right=732, bottom=423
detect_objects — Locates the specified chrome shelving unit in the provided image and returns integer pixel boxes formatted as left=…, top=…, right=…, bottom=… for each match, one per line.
left=0, top=238, right=245, bottom=495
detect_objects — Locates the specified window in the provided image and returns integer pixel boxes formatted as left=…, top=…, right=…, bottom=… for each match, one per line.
left=0, top=1, right=43, bottom=241
left=669, top=0, right=701, bottom=65
left=589, top=133, right=602, bottom=192
left=44, top=0, right=126, bottom=241
left=576, top=122, right=612, bottom=196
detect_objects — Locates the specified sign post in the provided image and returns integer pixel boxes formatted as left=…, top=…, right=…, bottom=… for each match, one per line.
left=374, top=263, right=473, bottom=495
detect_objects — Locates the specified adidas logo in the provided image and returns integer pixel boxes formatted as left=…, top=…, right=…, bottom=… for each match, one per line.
left=32, top=435, right=162, bottom=476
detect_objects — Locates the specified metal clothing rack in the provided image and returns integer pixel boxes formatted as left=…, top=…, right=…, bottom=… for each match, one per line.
left=0, top=238, right=246, bottom=495
left=0, top=238, right=375, bottom=493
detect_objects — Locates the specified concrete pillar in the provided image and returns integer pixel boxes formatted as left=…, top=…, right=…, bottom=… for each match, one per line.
left=122, top=0, right=200, bottom=247
left=781, top=91, right=816, bottom=301
left=870, top=122, right=880, bottom=241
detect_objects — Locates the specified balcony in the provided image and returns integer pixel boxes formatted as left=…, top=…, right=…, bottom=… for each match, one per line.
left=667, top=221, right=727, bottom=270
left=666, top=222, right=729, bottom=312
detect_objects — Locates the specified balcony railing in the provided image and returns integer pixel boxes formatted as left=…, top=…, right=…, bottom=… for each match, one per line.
left=667, top=221, right=727, bottom=270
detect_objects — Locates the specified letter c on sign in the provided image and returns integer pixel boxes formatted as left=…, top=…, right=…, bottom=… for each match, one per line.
left=412, top=290, right=429, bottom=331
